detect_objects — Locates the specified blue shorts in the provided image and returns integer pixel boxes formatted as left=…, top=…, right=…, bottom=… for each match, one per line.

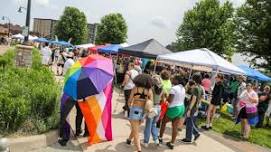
left=129, top=106, right=144, bottom=120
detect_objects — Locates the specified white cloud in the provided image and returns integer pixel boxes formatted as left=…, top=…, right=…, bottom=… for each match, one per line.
left=150, top=16, right=170, bottom=29
left=220, top=0, right=246, bottom=7
left=34, top=0, right=50, bottom=7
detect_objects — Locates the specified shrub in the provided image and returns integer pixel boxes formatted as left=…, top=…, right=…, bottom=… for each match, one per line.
left=0, top=47, right=60, bottom=135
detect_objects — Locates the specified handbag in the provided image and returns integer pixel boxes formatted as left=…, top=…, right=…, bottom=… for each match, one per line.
left=245, top=104, right=257, bottom=114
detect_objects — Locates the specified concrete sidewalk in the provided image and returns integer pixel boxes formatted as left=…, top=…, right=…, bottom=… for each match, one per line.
left=31, top=88, right=270, bottom=152
left=78, top=89, right=236, bottom=152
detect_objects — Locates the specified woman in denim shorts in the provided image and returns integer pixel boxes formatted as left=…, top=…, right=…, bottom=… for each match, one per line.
left=126, top=74, right=153, bottom=152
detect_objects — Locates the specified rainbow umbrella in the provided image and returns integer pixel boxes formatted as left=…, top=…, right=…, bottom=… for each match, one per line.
left=64, top=54, right=114, bottom=100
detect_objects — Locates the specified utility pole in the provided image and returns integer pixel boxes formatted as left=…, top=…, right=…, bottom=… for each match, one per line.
left=24, top=0, right=31, bottom=42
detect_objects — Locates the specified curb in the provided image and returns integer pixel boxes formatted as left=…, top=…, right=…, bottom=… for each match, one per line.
left=8, top=130, right=58, bottom=152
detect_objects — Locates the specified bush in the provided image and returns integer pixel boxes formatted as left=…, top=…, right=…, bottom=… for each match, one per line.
left=0, top=47, right=61, bottom=135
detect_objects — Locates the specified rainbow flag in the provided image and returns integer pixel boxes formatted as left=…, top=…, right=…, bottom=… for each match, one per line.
left=78, top=81, right=113, bottom=144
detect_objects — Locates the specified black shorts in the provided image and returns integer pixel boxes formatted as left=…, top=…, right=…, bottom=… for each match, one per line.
left=238, top=107, right=247, bottom=119
left=210, top=99, right=220, bottom=106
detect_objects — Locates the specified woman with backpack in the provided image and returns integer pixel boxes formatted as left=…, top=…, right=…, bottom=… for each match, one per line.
left=121, top=63, right=139, bottom=116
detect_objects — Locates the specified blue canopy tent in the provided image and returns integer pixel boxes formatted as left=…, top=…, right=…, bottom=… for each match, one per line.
left=33, top=38, right=50, bottom=43
left=239, top=65, right=271, bottom=81
left=51, top=40, right=73, bottom=47
left=98, top=44, right=122, bottom=54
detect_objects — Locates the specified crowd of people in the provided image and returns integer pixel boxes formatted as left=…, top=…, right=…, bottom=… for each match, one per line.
left=118, top=58, right=271, bottom=152
left=38, top=44, right=271, bottom=151
left=40, top=42, right=89, bottom=75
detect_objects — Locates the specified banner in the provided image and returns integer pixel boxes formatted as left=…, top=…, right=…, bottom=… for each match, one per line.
left=79, top=81, right=113, bottom=144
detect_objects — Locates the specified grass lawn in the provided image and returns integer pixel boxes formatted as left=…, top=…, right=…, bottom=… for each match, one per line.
left=199, top=113, right=271, bottom=149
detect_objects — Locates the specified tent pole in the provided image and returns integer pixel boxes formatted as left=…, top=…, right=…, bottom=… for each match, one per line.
left=211, top=68, right=219, bottom=91
left=153, top=60, right=157, bottom=74
left=188, top=65, right=193, bottom=80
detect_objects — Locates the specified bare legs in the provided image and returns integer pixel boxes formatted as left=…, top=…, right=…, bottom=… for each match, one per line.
left=206, top=104, right=216, bottom=128
left=241, top=119, right=250, bottom=139
left=129, top=120, right=141, bottom=151
left=171, top=118, right=181, bottom=143
left=159, top=116, right=170, bottom=141
left=159, top=116, right=181, bottom=144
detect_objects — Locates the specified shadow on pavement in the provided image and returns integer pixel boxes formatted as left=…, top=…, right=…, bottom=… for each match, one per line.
left=94, top=143, right=130, bottom=152
left=47, top=140, right=82, bottom=151
left=222, top=130, right=242, bottom=141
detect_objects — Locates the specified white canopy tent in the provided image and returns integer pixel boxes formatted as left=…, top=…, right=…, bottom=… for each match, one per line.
left=12, top=33, right=24, bottom=39
left=157, top=48, right=245, bottom=75
left=29, top=35, right=38, bottom=41
left=12, top=34, right=38, bottom=41
left=75, top=43, right=95, bottom=49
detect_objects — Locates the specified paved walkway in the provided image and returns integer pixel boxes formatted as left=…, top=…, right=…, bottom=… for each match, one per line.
left=80, top=89, right=236, bottom=152
left=32, top=88, right=237, bottom=152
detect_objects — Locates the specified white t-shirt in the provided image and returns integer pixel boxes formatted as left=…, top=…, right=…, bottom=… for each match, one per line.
left=169, top=84, right=185, bottom=108
left=41, top=46, right=52, bottom=65
left=239, top=90, right=258, bottom=107
left=124, top=69, right=139, bottom=90
left=238, top=82, right=246, bottom=98
left=63, top=58, right=75, bottom=74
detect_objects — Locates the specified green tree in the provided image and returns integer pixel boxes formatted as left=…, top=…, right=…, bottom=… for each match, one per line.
left=235, top=0, right=271, bottom=71
left=54, top=7, right=88, bottom=45
left=96, top=13, right=128, bottom=44
left=176, top=0, right=235, bottom=57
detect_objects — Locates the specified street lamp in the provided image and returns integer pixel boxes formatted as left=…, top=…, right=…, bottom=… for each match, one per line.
left=18, top=0, right=31, bottom=43
left=18, top=6, right=27, bottom=13
left=1, top=16, right=10, bottom=37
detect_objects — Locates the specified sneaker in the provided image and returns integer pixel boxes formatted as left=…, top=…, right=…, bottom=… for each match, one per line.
left=181, top=138, right=192, bottom=144
left=58, top=139, right=68, bottom=146
left=142, top=142, right=148, bottom=148
left=75, top=130, right=82, bottom=137
left=201, top=126, right=210, bottom=130
left=158, top=137, right=163, bottom=144
left=126, top=139, right=132, bottom=145
left=166, top=142, right=174, bottom=149
left=194, top=134, right=200, bottom=141
left=83, top=132, right=89, bottom=137
left=154, top=139, right=160, bottom=146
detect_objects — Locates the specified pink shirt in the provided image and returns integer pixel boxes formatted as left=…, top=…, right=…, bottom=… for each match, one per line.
left=201, top=78, right=211, bottom=93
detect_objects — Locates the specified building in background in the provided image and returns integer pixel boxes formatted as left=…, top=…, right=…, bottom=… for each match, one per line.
left=33, top=18, right=98, bottom=44
left=33, top=18, right=58, bottom=39
left=0, top=23, right=22, bottom=36
left=0, top=26, right=8, bottom=37
left=88, top=23, right=98, bottom=44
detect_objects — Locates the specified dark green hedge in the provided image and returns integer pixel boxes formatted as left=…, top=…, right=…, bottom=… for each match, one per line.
left=0, top=47, right=61, bottom=135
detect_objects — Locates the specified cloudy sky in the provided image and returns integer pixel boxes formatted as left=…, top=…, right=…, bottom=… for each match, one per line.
left=1, top=0, right=245, bottom=45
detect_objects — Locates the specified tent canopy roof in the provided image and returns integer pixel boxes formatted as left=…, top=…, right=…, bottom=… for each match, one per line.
left=75, top=43, right=95, bottom=49
left=157, top=48, right=244, bottom=75
left=239, top=65, right=271, bottom=81
left=98, top=44, right=122, bottom=54
left=119, top=39, right=172, bottom=59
